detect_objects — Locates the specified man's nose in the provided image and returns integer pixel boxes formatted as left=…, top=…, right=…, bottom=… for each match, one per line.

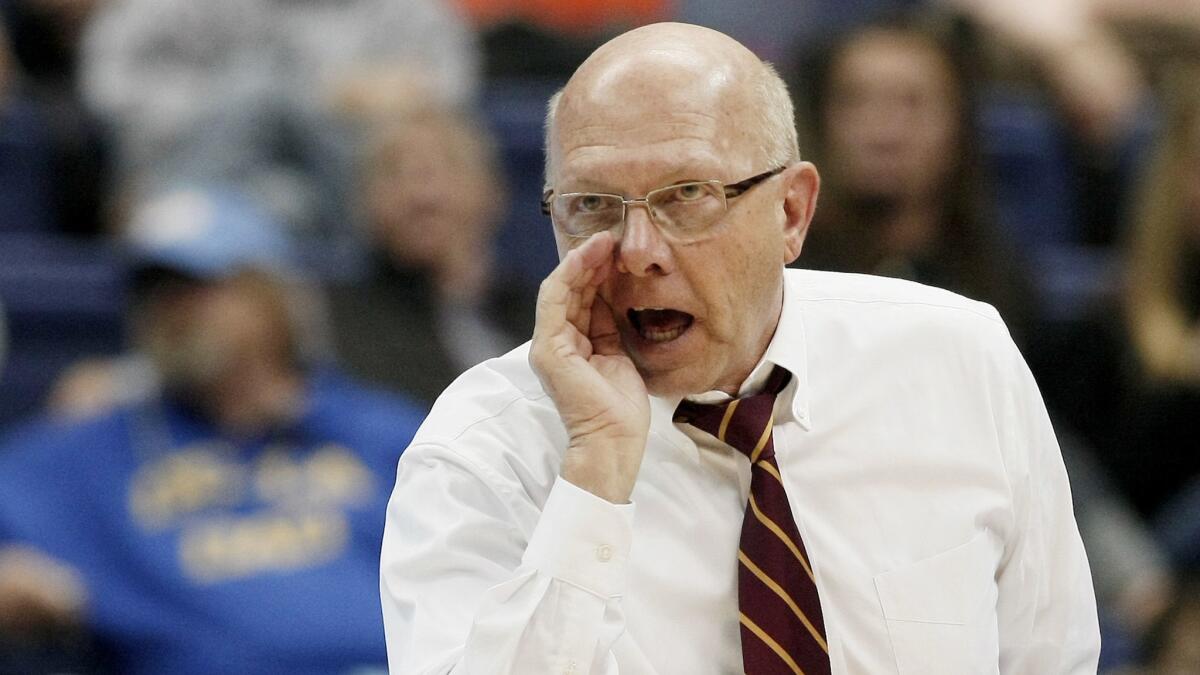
left=615, top=202, right=673, bottom=276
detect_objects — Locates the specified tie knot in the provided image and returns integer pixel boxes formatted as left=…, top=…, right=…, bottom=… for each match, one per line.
left=674, top=367, right=791, bottom=461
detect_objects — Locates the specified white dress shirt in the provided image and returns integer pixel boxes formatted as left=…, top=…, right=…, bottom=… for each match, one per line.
left=381, top=269, right=1100, bottom=674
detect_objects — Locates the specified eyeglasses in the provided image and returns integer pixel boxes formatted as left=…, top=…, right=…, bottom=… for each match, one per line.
left=541, top=166, right=786, bottom=243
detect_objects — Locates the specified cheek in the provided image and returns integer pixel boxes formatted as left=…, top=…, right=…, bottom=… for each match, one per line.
left=691, top=240, right=777, bottom=340
left=368, top=187, right=412, bottom=231
left=921, top=115, right=959, bottom=167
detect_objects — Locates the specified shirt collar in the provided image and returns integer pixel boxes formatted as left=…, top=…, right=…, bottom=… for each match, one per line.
left=762, top=270, right=811, bottom=429
left=648, top=270, right=812, bottom=461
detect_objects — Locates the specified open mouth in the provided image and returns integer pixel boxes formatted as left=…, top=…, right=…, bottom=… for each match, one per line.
left=628, top=307, right=694, bottom=343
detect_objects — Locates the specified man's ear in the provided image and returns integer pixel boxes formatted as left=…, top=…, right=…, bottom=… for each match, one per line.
left=781, top=162, right=820, bottom=265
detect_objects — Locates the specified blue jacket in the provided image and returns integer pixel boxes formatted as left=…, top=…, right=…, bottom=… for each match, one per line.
left=0, top=370, right=426, bottom=675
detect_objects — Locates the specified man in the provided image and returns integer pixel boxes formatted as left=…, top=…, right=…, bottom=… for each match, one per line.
left=380, top=23, right=1099, bottom=674
left=0, top=188, right=426, bottom=675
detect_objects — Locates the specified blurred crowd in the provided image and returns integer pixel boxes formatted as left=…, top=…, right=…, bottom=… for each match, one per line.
left=0, top=0, right=1198, bottom=673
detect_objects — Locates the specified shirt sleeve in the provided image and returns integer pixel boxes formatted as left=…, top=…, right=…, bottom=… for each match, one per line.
left=380, top=442, right=636, bottom=675
left=994, top=342, right=1101, bottom=674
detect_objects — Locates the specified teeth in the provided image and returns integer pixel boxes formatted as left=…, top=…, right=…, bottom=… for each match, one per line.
left=628, top=307, right=691, bottom=343
left=642, top=325, right=686, bottom=343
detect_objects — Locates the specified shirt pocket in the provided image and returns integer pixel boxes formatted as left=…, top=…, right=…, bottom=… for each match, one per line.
left=872, top=533, right=999, bottom=675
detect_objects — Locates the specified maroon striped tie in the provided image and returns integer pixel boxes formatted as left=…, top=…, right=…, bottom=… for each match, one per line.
left=675, top=367, right=830, bottom=675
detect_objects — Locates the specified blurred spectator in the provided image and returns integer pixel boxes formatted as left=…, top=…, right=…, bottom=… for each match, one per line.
left=0, top=187, right=426, bottom=674
left=1114, top=63, right=1200, bottom=516
left=48, top=187, right=310, bottom=419
left=944, top=0, right=1145, bottom=148
left=946, top=0, right=1154, bottom=249
left=78, top=0, right=479, bottom=273
left=0, top=0, right=110, bottom=236
left=679, top=0, right=1149, bottom=133
left=327, top=107, right=534, bottom=405
left=790, top=10, right=1040, bottom=342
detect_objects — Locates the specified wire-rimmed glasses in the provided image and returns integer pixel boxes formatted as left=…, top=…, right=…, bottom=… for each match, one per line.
left=541, top=166, right=786, bottom=243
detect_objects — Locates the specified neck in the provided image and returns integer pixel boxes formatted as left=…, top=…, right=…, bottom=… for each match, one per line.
left=713, top=279, right=786, bottom=396
left=874, top=197, right=940, bottom=260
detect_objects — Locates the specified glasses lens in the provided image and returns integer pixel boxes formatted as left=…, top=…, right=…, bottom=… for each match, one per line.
left=553, top=193, right=624, bottom=237
left=647, top=181, right=726, bottom=239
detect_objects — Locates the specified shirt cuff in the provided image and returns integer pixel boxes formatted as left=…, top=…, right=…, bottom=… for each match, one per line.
left=521, top=476, right=636, bottom=599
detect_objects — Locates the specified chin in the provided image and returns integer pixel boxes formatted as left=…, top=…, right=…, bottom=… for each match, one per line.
left=638, top=365, right=717, bottom=398
left=625, top=335, right=734, bottom=398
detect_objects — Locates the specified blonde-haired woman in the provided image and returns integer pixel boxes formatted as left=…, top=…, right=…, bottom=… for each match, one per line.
left=1127, top=66, right=1200, bottom=386
left=1119, top=63, right=1200, bottom=516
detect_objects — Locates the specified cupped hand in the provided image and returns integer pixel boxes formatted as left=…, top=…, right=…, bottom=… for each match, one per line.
left=529, top=232, right=650, bottom=503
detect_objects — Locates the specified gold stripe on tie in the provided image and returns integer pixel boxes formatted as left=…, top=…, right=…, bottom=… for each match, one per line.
left=748, top=494, right=815, bottom=582
left=738, top=551, right=830, bottom=651
left=757, top=459, right=784, bottom=486
left=717, top=399, right=740, bottom=442
left=748, top=413, right=775, bottom=463
left=739, top=613, right=806, bottom=675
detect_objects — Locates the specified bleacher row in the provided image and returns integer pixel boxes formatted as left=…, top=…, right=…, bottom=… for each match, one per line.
left=0, top=80, right=1141, bottom=426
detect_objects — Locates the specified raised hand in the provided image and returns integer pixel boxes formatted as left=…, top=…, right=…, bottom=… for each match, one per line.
left=529, top=232, right=651, bottom=503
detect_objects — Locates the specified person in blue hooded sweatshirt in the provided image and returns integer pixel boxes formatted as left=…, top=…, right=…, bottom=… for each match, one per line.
left=0, top=187, right=426, bottom=675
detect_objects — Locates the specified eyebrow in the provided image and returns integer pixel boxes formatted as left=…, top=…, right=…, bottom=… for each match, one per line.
left=556, top=158, right=729, bottom=194
left=561, top=176, right=716, bottom=196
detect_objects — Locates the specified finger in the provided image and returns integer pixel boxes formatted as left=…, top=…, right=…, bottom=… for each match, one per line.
left=574, top=230, right=616, bottom=274
left=567, top=266, right=596, bottom=329
left=535, top=232, right=614, bottom=340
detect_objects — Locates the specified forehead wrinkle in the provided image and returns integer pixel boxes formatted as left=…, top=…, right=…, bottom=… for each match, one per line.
left=558, top=107, right=724, bottom=155
left=563, top=122, right=720, bottom=152
left=564, top=110, right=721, bottom=133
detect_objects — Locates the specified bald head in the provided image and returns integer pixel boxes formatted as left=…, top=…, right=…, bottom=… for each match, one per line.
left=544, top=23, right=799, bottom=188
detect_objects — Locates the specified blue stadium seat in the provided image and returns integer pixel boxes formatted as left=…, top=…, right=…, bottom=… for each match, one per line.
left=978, top=87, right=1078, bottom=248
left=0, top=98, right=56, bottom=234
left=483, top=78, right=565, bottom=286
left=0, top=233, right=126, bottom=428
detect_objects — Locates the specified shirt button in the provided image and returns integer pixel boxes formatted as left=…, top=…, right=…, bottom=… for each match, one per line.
left=596, top=544, right=613, bottom=562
